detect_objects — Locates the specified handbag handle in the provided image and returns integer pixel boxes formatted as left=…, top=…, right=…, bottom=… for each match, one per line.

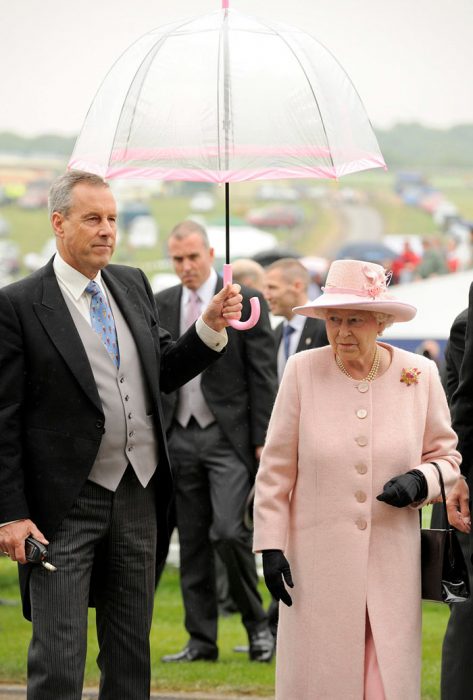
left=419, top=461, right=449, bottom=530
left=430, top=461, right=448, bottom=524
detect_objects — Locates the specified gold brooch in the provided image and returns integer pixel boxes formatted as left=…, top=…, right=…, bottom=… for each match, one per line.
left=400, top=368, right=421, bottom=386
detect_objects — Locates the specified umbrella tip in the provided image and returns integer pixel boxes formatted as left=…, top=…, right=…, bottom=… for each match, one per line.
left=222, top=0, right=229, bottom=8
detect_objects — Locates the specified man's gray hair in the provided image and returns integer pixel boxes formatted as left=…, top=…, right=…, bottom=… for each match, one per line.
left=48, top=170, right=109, bottom=219
left=168, top=220, right=210, bottom=249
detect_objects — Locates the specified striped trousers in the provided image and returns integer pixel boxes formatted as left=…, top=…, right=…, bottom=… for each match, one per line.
left=27, top=467, right=157, bottom=700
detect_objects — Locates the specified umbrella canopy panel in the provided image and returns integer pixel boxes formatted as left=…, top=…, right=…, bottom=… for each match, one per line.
left=69, top=8, right=385, bottom=183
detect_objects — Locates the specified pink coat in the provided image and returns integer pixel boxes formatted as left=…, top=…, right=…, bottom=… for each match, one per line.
left=253, top=343, right=461, bottom=700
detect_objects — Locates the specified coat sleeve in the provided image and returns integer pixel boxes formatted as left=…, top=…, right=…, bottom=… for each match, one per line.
left=136, top=269, right=222, bottom=394
left=444, top=310, right=467, bottom=404
left=252, top=354, right=300, bottom=552
left=451, top=284, right=473, bottom=480
left=414, top=359, right=461, bottom=499
left=0, top=289, right=30, bottom=523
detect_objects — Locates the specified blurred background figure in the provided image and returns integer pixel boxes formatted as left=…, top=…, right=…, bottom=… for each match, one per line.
left=416, top=236, right=448, bottom=279
left=391, top=239, right=421, bottom=284
left=155, top=220, right=277, bottom=664
left=231, top=257, right=265, bottom=292
left=264, top=258, right=328, bottom=384
left=415, top=338, right=444, bottom=374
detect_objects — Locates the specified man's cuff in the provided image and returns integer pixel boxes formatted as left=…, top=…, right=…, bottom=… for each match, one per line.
left=196, top=316, right=228, bottom=352
left=0, top=520, right=21, bottom=528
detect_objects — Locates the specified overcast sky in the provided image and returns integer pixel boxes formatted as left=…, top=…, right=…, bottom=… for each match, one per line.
left=1, top=0, right=472, bottom=136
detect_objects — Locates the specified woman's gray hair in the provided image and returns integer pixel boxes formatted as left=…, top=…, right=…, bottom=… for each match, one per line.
left=323, top=308, right=395, bottom=333
left=372, top=311, right=395, bottom=329
left=48, top=170, right=109, bottom=219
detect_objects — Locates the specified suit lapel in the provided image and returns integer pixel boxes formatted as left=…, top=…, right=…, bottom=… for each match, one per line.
left=160, top=285, right=183, bottom=339
left=34, top=262, right=102, bottom=413
left=297, top=319, right=314, bottom=352
left=102, top=268, right=160, bottom=396
left=274, top=323, right=283, bottom=350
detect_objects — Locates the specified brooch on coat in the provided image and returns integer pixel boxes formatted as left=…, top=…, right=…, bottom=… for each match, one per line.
left=400, top=367, right=421, bottom=386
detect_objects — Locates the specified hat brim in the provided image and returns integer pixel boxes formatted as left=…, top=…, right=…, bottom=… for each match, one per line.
left=293, top=293, right=417, bottom=323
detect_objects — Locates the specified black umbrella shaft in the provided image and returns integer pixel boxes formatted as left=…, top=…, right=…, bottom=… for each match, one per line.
left=225, top=182, right=230, bottom=264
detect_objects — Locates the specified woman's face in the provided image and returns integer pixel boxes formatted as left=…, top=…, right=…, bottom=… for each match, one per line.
left=325, top=309, right=385, bottom=363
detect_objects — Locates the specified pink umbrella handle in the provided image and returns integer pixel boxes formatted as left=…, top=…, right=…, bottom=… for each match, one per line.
left=222, top=0, right=229, bottom=7
left=223, top=264, right=260, bottom=331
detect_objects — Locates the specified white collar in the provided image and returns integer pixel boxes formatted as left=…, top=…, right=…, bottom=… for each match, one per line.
left=286, top=314, right=305, bottom=332
left=53, top=253, right=104, bottom=300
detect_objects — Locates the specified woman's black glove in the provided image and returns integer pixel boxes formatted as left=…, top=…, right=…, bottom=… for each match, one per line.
left=377, top=469, right=428, bottom=508
left=262, top=549, right=294, bottom=607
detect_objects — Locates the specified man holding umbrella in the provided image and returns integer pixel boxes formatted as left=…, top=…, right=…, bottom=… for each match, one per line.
left=0, top=171, right=243, bottom=700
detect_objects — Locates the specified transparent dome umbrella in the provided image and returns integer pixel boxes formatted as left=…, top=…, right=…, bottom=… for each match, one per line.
left=69, top=0, right=386, bottom=329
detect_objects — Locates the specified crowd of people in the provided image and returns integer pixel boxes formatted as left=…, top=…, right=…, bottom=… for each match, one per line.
left=0, top=170, right=471, bottom=700
left=389, top=235, right=466, bottom=284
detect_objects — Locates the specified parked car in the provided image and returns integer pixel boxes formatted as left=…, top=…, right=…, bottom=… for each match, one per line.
left=23, top=238, right=57, bottom=272
left=0, top=216, right=11, bottom=238
left=256, top=184, right=300, bottom=201
left=0, top=240, right=21, bottom=275
left=190, top=191, right=216, bottom=213
left=334, top=241, right=397, bottom=265
left=246, top=204, right=304, bottom=229
left=127, top=215, right=158, bottom=249
left=17, top=182, right=50, bottom=209
left=119, top=201, right=152, bottom=231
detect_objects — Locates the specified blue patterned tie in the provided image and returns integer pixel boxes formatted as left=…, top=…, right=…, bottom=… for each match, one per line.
left=283, top=324, right=295, bottom=360
left=85, top=280, right=120, bottom=368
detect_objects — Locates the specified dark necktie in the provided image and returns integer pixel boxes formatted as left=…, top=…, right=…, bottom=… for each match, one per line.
left=283, top=324, right=296, bottom=360
left=85, top=280, right=120, bottom=368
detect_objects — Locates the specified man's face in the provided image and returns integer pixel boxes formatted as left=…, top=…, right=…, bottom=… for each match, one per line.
left=168, top=232, right=214, bottom=290
left=52, top=183, right=117, bottom=278
left=263, top=268, right=298, bottom=319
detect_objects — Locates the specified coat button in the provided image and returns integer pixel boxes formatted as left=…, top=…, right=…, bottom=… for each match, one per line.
left=356, top=409, right=368, bottom=419
left=357, top=381, right=369, bottom=393
left=124, top=395, right=129, bottom=401
left=355, top=462, right=368, bottom=474
left=356, top=518, right=368, bottom=530
left=355, top=436, right=368, bottom=446
left=95, top=420, right=104, bottom=428
left=355, top=490, right=367, bottom=503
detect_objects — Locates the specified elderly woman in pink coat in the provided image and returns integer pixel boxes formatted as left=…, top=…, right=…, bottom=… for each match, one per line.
left=253, top=259, right=461, bottom=700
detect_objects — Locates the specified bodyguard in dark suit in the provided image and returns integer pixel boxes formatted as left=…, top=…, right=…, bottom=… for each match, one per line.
left=155, top=220, right=277, bottom=663
left=263, top=258, right=328, bottom=383
left=438, top=306, right=473, bottom=700
left=0, top=172, right=243, bottom=700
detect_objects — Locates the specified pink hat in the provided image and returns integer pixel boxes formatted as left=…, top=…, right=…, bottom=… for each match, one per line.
left=293, top=259, right=417, bottom=323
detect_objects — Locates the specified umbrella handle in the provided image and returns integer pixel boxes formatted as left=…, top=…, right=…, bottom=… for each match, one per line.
left=223, top=264, right=260, bottom=331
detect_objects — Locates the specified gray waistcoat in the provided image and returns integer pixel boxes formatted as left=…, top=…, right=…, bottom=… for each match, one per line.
left=63, top=290, right=159, bottom=491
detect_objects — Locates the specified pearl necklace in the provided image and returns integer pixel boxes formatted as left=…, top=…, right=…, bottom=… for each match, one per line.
left=335, top=346, right=380, bottom=382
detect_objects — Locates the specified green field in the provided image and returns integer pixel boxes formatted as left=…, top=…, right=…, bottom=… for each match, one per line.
left=0, top=558, right=450, bottom=698
left=3, top=168, right=470, bottom=284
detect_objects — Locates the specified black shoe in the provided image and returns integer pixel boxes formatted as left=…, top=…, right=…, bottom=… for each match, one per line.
left=161, top=646, right=218, bottom=663
left=248, top=628, right=274, bottom=663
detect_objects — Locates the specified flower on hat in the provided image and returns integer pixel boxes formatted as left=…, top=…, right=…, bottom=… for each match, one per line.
left=362, top=264, right=391, bottom=299
left=400, top=367, right=421, bottom=386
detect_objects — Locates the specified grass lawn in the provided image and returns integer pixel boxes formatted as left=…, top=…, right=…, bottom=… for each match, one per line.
left=0, top=558, right=449, bottom=698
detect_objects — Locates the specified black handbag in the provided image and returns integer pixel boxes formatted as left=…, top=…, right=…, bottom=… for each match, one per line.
left=420, top=462, right=470, bottom=603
